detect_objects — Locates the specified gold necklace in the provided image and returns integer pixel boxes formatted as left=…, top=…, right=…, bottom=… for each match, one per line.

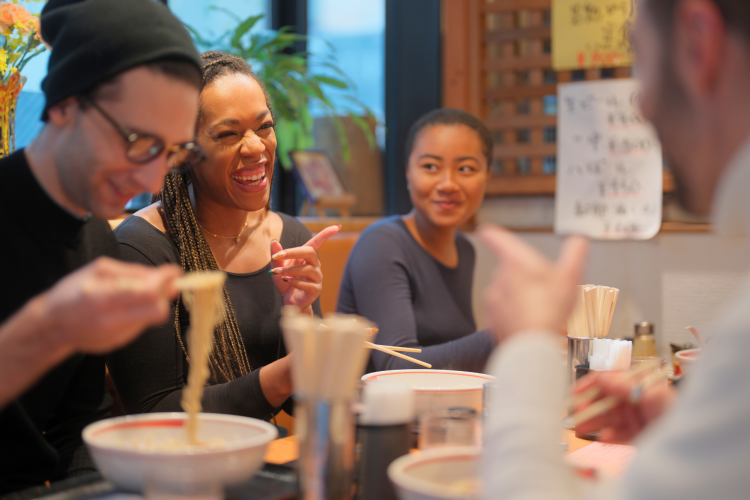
left=198, top=221, right=247, bottom=243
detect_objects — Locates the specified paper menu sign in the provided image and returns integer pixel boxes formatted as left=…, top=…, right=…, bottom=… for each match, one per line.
left=552, top=0, right=635, bottom=70
left=555, top=79, right=663, bottom=240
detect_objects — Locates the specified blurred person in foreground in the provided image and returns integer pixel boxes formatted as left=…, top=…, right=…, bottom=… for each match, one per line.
left=0, top=0, right=202, bottom=492
left=481, top=0, right=750, bottom=498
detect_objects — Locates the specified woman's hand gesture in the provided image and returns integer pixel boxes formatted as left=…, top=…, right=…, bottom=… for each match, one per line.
left=269, top=225, right=341, bottom=312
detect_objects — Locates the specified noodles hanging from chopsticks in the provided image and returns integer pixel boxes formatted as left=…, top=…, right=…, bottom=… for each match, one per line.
left=176, top=271, right=226, bottom=445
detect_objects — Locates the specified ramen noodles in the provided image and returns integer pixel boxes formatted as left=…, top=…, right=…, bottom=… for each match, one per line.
left=177, top=271, right=226, bottom=445
left=116, top=435, right=226, bottom=453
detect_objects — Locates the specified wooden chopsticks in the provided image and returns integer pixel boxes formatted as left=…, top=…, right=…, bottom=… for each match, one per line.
left=369, top=344, right=422, bottom=353
left=569, top=365, right=668, bottom=426
left=365, top=341, right=431, bottom=368
left=566, top=361, right=655, bottom=409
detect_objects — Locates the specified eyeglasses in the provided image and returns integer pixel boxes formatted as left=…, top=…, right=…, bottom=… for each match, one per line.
left=80, top=94, right=205, bottom=175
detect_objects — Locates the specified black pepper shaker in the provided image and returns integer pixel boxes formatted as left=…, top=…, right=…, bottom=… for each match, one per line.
left=354, top=381, right=414, bottom=500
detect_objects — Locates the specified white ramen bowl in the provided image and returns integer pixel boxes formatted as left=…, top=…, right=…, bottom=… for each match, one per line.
left=675, top=348, right=701, bottom=375
left=83, top=412, right=278, bottom=492
left=361, top=370, right=494, bottom=417
left=388, top=446, right=481, bottom=500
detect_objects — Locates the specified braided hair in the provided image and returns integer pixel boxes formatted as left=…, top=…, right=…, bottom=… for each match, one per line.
left=155, top=51, right=273, bottom=384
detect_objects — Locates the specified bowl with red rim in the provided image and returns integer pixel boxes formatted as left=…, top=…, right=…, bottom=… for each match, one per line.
left=675, top=348, right=701, bottom=375
left=82, top=412, right=277, bottom=492
left=362, top=370, right=495, bottom=417
left=388, top=446, right=481, bottom=500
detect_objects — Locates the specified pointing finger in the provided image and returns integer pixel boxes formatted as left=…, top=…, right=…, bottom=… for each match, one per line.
left=305, top=225, right=341, bottom=251
left=270, top=240, right=284, bottom=270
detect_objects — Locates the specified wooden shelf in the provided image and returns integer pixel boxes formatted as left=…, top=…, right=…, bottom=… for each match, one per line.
left=496, top=222, right=712, bottom=234
left=486, top=171, right=677, bottom=196
left=486, top=175, right=556, bottom=195
left=443, top=0, right=670, bottom=201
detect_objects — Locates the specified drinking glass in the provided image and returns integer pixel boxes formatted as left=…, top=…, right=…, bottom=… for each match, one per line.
left=418, top=409, right=481, bottom=450
left=630, top=356, right=668, bottom=374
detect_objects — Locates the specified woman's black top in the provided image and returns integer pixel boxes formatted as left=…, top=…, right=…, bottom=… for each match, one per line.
left=336, top=216, right=496, bottom=373
left=107, top=212, right=319, bottom=419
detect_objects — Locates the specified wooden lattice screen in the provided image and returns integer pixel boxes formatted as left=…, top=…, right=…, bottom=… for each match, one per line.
left=442, top=0, right=674, bottom=195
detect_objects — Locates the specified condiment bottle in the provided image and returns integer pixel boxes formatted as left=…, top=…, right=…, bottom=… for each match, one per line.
left=354, top=381, right=414, bottom=500
left=632, top=322, right=658, bottom=357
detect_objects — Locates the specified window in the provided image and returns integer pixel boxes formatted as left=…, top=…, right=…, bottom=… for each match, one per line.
left=169, top=0, right=268, bottom=41
left=307, top=0, right=385, bottom=128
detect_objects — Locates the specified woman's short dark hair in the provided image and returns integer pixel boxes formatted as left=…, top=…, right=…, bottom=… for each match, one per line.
left=404, top=108, right=493, bottom=167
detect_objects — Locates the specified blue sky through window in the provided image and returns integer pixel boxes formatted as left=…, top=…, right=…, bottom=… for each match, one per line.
left=308, top=0, right=385, bottom=125
left=16, top=1, right=386, bottom=150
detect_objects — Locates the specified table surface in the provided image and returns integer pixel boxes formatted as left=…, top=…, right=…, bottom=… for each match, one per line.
left=263, top=430, right=592, bottom=464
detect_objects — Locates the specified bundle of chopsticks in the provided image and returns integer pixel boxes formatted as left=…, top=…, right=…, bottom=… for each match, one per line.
left=281, top=307, right=374, bottom=400
left=281, top=309, right=431, bottom=400
left=568, top=359, right=668, bottom=426
left=567, top=285, right=620, bottom=338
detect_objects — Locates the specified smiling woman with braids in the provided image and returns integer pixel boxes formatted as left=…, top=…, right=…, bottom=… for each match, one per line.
left=106, top=51, right=339, bottom=419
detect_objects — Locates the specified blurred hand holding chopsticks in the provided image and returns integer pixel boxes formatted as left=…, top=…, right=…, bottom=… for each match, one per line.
left=569, top=360, right=669, bottom=427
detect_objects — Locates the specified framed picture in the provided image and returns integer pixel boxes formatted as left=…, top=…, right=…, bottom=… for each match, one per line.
left=289, top=150, right=348, bottom=202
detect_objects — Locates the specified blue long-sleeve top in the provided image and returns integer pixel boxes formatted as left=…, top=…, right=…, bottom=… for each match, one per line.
left=336, top=216, right=496, bottom=373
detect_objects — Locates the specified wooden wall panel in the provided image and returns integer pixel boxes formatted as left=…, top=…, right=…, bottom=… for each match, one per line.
left=442, top=0, right=675, bottom=196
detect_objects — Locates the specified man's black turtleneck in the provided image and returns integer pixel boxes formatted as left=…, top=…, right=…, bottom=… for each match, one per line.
left=0, top=149, right=119, bottom=494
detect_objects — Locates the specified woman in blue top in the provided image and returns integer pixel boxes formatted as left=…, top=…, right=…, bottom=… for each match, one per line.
left=337, top=109, right=497, bottom=372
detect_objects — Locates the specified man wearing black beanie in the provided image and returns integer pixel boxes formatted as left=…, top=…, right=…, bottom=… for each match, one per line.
left=0, top=0, right=204, bottom=493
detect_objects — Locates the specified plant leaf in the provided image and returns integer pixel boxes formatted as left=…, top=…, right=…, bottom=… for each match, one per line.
left=230, top=14, right=264, bottom=49
left=347, top=113, right=377, bottom=149
left=208, top=6, right=242, bottom=22
left=184, top=23, right=214, bottom=49
left=180, top=10, right=381, bottom=171
left=312, top=74, right=349, bottom=89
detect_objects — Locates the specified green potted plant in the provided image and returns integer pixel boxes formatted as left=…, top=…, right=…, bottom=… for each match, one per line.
left=186, top=9, right=377, bottom=170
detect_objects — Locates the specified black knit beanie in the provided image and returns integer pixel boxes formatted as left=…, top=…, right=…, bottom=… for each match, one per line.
left=40, top=0, right=201, bottom=120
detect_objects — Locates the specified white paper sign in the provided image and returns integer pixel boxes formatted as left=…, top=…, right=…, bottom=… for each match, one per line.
left=555, top=79, right=663, bottom=240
